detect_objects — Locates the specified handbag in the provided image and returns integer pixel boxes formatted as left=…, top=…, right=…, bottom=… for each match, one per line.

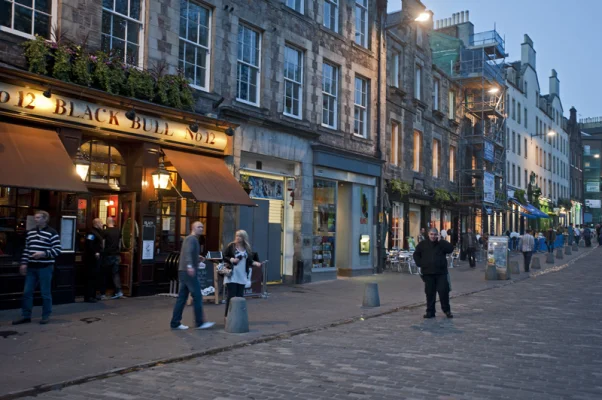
left=216, top=262, right=232, bottom=277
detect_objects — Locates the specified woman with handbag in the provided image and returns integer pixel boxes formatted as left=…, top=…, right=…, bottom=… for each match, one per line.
left=222, top=230, right=261, bottom=320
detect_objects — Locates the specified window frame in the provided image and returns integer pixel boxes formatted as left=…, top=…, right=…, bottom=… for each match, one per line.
left=283, top=44, right=304, bottom=119
left=285, top=0, right=304, bottom=14
left=236, top=23, right=262, bottom=106
left=178, top=0, right=212, bottom=91
left=415, top=64, right=422, bottom=101
left=354, top=0, right=368, bottom=48
left=449, top=145, right=456, bottom=182
left=321, top=62, right=338, bottom=130
left=0, top=0, right=58, bottom=39
left=448, top=90, right=455, bottom=119
left=101, top=0, right=145, bottom=67
left=353, top=75, right=369, bottom=138
left=323, top=0, right=339, bottom=32
left=390, top=121, right=400, bottom=166
left=390, top=51, right=400, bottom=88
left=412, top=130, right=422, bottom=172
left=432, top=138, right=441, bottom=178
left=433, top=78, right=440, bottom=111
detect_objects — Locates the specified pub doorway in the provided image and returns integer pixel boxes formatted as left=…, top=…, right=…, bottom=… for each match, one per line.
left=75, top=192, right=138, bottom=297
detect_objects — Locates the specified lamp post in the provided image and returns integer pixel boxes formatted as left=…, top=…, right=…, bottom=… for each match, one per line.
left=151, top=156, right=171, bottom=190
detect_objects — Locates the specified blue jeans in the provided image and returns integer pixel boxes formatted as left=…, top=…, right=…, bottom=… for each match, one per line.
left=170, top=270, right=204, bottom=328
left=22, top=265, right=53, bottom=319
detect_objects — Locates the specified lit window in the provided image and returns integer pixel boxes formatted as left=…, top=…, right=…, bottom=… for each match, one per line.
left=179, top=1, right=211, bottom=90
left=322, top=62, right=338, bottom=129
left=283, top=45, right=303, bottom=118
left=101, top=0, right=143, bottom=66
left=449, top=146, right=456, bottom=182
left=323, top=0, right=338, bottom=32
left=237, top=24, right=261, bottom=105
left=0, top=0, right=54, bottom=38
left=353, top=76, right=368, bottom=138
left=391, top=122, right=400, bottom=166
left=354, top=0, right=368, bottom=47
left=413, top=130, right=422, bottom=172
left=432, top=139, right=440, bottom=178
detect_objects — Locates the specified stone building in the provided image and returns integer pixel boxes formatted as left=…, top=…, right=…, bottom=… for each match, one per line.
left=0, top=0, right=387, bottom=311
left=384, top=0, right=461, bottom=250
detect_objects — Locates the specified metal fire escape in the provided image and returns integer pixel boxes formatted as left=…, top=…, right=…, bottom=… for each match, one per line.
left=454, top=29, right=507, bottom=234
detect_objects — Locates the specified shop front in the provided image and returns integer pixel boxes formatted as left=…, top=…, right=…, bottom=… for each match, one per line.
left=0, top=67, right=254, bottom=309
left=312, top=147, right=381, bottom=280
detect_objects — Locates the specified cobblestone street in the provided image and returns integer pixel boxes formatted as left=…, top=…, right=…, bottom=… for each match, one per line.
left=11, top=247, right=600, bottom=400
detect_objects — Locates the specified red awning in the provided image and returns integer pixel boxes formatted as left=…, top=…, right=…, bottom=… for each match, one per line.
left=0, top=122, right=88, bottom=192
left=163, top=148, right=255, bottom=206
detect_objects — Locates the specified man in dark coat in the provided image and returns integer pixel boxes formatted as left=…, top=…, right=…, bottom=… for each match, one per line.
left=462, top=228, right=478, bottom=268
left=413, top=228, right=455, bottom=319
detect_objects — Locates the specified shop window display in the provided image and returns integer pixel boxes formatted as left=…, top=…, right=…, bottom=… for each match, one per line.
left=0, top=186, right=39, bottom=262
left=313, top=179, right=336, bottom=268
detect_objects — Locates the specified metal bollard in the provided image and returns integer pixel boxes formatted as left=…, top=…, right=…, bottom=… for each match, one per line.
left=531, top=257, right=541, bottom=270
left=225, top=297, right=249, bottom=333
left=545, top=252, right=554, bottom=264
left=362, top=282, right=380, bottom=307
left=555, top=248, right=564, bottom=259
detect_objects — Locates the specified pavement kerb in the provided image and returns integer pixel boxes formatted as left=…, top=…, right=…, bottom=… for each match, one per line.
left=1, top=245, right=598, bottom=400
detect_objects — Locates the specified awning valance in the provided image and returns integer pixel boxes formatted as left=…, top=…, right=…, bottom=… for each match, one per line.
left=163, top=148, right=256, bottom=207
left=0, top=123, right=88, bottom=193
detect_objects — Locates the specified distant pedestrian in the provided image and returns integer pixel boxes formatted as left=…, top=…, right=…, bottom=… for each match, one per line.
left=223, top=230, right=262, bottom=322
left=574, top=225, right=581, bottom=245
left=100, top=217, right=123, bottom=300
left=413, top=228, right=455, bottom=319
left=462, top=228, right=478, bottom=268
left=84, top=218, right=104, bottom=303
left=567, top=223, right=574, bottom=245
left=13, top=211, right=61, bottom=325
left=520, top=229, right=536, bottom=272
left=170, top=221, right=215, bottom=330
left=418, top=228, right=427, bottom=243
left=583, top=226, right=592, bottom=247
left=545, top=228, right=556, bottom=253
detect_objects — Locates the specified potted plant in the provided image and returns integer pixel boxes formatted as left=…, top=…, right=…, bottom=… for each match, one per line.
left=52, top=43, right=73, bottom=82
left=390, top=179, right=411, bottom=197
left=125, top=67, right=155, bottom=101
left=434, top=188, right=452, bottom=205
left=240, top=175, right=252, bottom=194
left=72, top=44, right=93, bottom=87
left=22, top=35, right=51, bottom=75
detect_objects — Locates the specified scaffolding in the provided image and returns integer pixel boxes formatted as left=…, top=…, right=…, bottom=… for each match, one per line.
left=454, top=30, right=507, bottom=235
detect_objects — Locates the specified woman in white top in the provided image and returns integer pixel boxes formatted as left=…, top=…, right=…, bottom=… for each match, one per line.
left=223, top=230, right=261, bottom=318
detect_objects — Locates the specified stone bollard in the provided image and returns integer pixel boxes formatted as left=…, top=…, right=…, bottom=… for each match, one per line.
left=555, top=248, right=564, bottom=259
left=497, top=269, right=510, bottom=280
left=531, top=257, right=541, bottom=270
left=225, top=297, right=249, bottom=333
left=545, top=252, right=554, bottom=264
left=565, top=246, right=572, bottom=256
left=362, top=282, right=380, bottom=307
left=572, top=244, right=579, bottom=252
left=509, top=261, right=520, bottom=275
left=485, top=264, right=498, bottom=280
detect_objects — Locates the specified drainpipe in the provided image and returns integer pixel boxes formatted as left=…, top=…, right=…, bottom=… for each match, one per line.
left=375, top=0, right=386, bottom=274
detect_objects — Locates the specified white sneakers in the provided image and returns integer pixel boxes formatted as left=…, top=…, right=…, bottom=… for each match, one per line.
left=172, top=324, right=189, bottom=330
left=196, top=322, right=215, bottom=330
left=111, top=292, right=124, bottom=299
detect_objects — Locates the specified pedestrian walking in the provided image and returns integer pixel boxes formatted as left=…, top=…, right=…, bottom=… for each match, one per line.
left=545, top=228, right=556, bottom=253
left=100, top=217, right=123, bottom=300
left=462, top=228, right=478, bottom=268
left=583, top=226, right=592, bottom=247
left=170, top=221, right=215, bottom=330
left=567, top=223, right=574, bottom=245
left=12, top=210, right=61, bottom=325
left=223, top=230, right=262, bottom=321
left=413, top=228, right=455, bottom=319
left=520, top=229, right=536, bottom=272
left=574, top=225, right=581, bottom=245
left=84, top=218, right=104, bottom=303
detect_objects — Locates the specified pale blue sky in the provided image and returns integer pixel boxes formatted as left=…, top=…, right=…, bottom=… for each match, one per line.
left=387, top=0, right=602, bottom=120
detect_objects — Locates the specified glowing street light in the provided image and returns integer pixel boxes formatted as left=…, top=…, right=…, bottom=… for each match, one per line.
left=415, top=12, right=431, bottom=22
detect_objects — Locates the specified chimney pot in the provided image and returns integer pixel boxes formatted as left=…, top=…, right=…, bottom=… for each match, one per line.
left=466, top=10, right=469, bottom=22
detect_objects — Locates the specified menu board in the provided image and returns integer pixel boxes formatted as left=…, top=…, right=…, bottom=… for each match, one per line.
left=487, top=236, right=508, bottom=273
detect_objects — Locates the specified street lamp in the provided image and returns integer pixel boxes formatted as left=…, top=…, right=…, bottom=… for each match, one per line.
left=73, top=148, right=90, bottom=181
left=151, top=156, right=171, bottom=189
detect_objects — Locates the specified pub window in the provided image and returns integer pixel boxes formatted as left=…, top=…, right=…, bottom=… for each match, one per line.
left=79, top=140, right=127, bottom=187
left=0, top=0, right=55, bottom=39
left=179, top=0, right=211, bottom=90
left=0, top=186, right=40, bottom=263
left=101, top=0, right=144, bottom=66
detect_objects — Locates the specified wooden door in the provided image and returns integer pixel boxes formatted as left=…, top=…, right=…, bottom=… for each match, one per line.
left=119, top=192, right=136, bottom=296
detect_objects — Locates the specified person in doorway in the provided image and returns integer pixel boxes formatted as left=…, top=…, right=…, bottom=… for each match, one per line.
left=462, top=228, right=478, bottom=268
left=100, top=217, right=123, bottom=299
left=418, top=228, right=427, bottom=243
left=520, top=229, right=536, bottom=272
left=545, top=228, right=556, bottom=253
left=413, top=228, right=455, bottom=319
left=84, top=218, right=104, bottom=303
left=13, top=211, right=61, bottom=325
left=223, top=230, right=262, bottom=321
left=170, top=221, right=215, bottom=330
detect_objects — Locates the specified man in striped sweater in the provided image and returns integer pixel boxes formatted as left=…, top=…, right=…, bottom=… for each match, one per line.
left=13, top=210, right=61, bottom=325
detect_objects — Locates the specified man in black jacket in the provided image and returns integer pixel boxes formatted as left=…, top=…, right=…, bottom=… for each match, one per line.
left=413, top=228, right=454, bottom=319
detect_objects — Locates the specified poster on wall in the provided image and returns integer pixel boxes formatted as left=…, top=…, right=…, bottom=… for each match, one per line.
left=586, top=182, right=600, bottom=193
left=483, top=172, right=495, bottom=204
left=484, top=140, right=495, bottom=163
left=585, top=199, right=601, bottom=208
left=360, top=187, right=370, bottom=224
left=244, top=175, right=284, bottom=200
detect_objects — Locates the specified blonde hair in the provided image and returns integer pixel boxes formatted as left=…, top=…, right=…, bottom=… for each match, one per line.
left=230, top=230, right=252, bottom=255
